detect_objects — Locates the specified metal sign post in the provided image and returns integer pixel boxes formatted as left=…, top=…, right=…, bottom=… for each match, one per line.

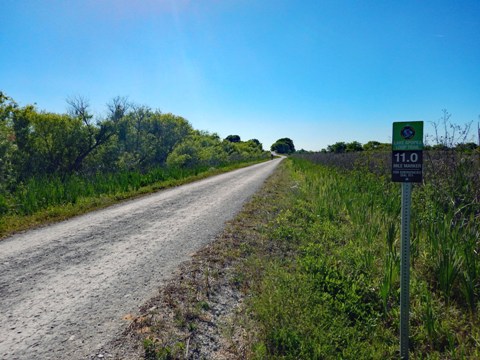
left=400, top=182, right=412, bottom=359
left=392, top=121, right=424, bottom=360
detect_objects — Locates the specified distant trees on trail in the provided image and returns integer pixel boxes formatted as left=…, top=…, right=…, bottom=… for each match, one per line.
left=321, top=140, right=478, bottom=153
left=321, top=139, right=478, bottom=154
left=323, top=141, right=390, bottom=153
left=271, top=137, right=295, bottom=154
left=166, top=132, right=265, bottom=168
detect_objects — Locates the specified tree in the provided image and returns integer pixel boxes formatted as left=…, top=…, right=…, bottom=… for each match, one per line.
left=107, top=96, right=130, bottom=124
left=168, top=131, right=268, bottom=168
left=0, top=119, right=17, bottom=193
left=66, top=96, right=116, bottom=172
left=11, top=104, right=37, bottom=178
left=225, top=135, right=241, bottom=143
left=271, top=142, right=290, bottom=154
left=296, top=149, right=311, bottom=154
left=363, top=141, right=390, bottom=151
left=0, top=91, right=18, bottom=123
left=271, top=138, right=295, bottom=154
left=346, top=141, right=363, bottom=152
left=327, top=142, right=346, bottom=153
left=326, top=141, right=365, bottom=153
left=29, top=112, right=89, bottom=175
left=249, top=138, right=261, bottom=146
left=247, top=139, right=263, bottom=151
left=167, top=131, right=226, bottom=168
left=111, top=105, right=193, bottom=170
left=151, top=113, right=192, bottom=164
left=430, top=109, right=473, bottom=148
left=456, top=142, right=477, bottom=152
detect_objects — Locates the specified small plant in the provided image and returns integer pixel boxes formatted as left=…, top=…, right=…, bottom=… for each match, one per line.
left=143, top=337, right=186, bottom=360
left=421, top=290, right=437, bottom=343
left=197, top=300, right=210, bottom=311
left=143, top=338, right=162, bottom=360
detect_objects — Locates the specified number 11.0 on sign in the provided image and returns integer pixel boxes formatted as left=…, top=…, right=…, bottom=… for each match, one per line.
left=394, top=152, right=419, bottom=163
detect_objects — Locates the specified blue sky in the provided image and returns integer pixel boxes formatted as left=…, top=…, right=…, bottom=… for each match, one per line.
left=1, top=0, right=479, bottom=151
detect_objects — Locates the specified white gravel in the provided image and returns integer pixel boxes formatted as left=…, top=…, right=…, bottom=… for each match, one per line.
left=0, top=159, right=282, bottom=360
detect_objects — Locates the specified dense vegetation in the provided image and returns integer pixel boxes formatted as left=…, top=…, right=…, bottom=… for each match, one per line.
left=249, top=150, right=479, bottom=358
left=271, top=137, right=295, bottom=154
left=0, top=92, right=269, bottom=234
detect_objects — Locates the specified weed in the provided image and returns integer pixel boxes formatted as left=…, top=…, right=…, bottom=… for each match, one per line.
left=143, top=337, right=186, bottom=360
left=197, top=300, right=210, bottom=311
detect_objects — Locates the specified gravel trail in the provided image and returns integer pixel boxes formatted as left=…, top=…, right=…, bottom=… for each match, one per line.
left=0, top=159, right=282, bottom=359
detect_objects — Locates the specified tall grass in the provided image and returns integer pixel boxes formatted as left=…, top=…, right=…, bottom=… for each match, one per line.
left=6, top=166, right=197, bottom=216
left=296, top=151, right=480, bottom=312
left=251, top=156, right=480, bottom=358
left=0, top=156, right=269, bottom=236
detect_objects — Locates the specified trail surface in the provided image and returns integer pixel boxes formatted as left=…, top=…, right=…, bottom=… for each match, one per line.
left=0, top=159, right=282, bottom=359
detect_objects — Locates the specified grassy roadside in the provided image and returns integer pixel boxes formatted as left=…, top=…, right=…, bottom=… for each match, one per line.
left=249, top=158, right=398, bottom=358
left=249, top=158, right=479, bottom=359
left=0, top=159, right=269, bottom=239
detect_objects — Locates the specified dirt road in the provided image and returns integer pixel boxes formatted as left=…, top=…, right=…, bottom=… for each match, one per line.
left=0, top=159, right=282, bottom=359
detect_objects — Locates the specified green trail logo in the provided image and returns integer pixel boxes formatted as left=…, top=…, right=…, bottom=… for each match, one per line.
left=401, top=126, right=415, bottom=140
left=392, top=121, right=424, bottom=151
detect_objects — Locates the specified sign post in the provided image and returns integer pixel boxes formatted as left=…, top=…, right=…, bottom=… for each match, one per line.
left=392, top=121, right=424, bottom=360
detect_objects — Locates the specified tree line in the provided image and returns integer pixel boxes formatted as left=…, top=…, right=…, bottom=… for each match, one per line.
left=0, top=92, right=268, bottom=198
left=319, top=139, right=479, bottom=154
left=318, top=111, right=479, bottom=154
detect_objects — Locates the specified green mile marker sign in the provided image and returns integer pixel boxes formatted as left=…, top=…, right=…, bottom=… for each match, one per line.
left=392, top=121, right=424, bottom=183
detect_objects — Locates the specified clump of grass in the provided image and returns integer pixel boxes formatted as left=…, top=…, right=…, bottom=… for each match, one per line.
left=143, top=337, right=186, bottom=360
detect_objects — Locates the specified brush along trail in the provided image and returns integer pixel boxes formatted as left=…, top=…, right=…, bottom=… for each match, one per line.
left=0, top=158, right=282, bottom=360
